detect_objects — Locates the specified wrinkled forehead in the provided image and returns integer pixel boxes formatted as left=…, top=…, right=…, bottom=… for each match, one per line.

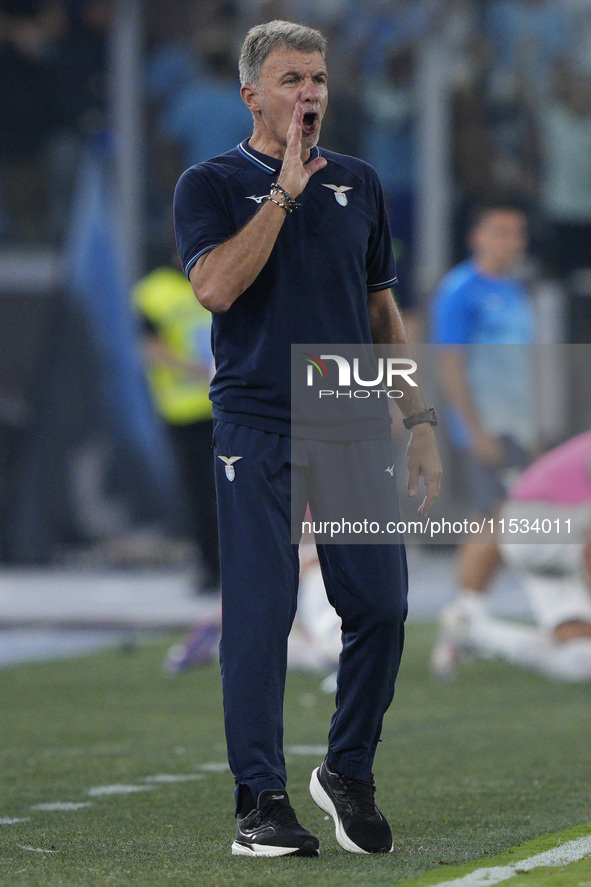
left=259, top=47, right=327, bottom=81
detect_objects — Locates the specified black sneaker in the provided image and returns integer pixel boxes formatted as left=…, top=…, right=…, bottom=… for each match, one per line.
left=231, top=789, right=320, bottom=857
left=310, top=759, right=393, bottom=853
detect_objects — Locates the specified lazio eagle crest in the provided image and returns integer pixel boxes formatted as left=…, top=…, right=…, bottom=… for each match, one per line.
left=321, top=184, right=353, bottom=206
left=217, top=455, right=243, bottom=482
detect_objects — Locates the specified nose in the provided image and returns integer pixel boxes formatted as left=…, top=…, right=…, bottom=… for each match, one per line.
left=300, top=75, right=320, bottom=103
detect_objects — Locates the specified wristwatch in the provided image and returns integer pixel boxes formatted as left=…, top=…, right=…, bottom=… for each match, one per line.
left=403, top=407, right=438, bottom=430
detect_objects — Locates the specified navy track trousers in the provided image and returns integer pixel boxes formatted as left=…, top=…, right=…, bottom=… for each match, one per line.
left=213, top=419, right=408, bottom=806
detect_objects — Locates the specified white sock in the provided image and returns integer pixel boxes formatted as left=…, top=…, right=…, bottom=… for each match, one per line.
left=457, top=589, right=489, bottom=620
left=547, top=640, right=591, bottom=682
left=468, top=616, right=591, bottom=682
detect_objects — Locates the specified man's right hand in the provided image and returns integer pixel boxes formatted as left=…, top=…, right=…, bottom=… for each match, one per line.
left=276, top=103, right=327, bottom=198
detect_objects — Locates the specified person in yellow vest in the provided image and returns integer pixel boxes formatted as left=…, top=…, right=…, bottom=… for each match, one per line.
left=133, top=262, right=219, bottom=593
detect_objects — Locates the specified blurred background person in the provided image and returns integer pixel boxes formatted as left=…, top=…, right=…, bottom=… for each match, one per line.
left=429, top=198, right=537, bottom=679
left=432, top=431, right=591, bottom=683
left=133, top=251, right=220, bottom=594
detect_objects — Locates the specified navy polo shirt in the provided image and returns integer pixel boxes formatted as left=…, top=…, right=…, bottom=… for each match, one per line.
left=174, top=140, right=397, bottom=436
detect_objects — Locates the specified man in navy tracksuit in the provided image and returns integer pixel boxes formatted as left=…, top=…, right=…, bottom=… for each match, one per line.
left=174, top=20, right=441, bottom=858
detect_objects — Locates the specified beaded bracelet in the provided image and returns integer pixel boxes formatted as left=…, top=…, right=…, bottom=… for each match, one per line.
left=267, top=195, right=293, bottom=213
left=267, top=182, right=300, bottom=213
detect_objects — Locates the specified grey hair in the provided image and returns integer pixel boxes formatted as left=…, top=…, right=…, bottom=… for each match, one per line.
left=238, top=20, right=327, bottom=87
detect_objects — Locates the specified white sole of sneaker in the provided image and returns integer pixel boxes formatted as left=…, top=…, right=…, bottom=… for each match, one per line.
left=310, top=767, right=377, bottom=854
left=231, top=840, right=318, bottom=857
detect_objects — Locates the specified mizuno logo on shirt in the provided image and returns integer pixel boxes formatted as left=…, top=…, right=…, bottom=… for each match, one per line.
left=246, top=194, right=268, bottom=204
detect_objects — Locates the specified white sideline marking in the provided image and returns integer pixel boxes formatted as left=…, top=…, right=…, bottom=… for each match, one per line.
left=17, top=845, right=58, bottom=854
left=286, top=745, right=327, bottom=756
left=31, top=802, right=93, bottom=812
left=196, top=762, right=230, bottom=773
left=87, top=784, right=153, bottom=797
left=435, top=834, right=591, bottom=886
left=0, top=818, right=29, bottom=825
left=144, top=774, right=204, bottom=784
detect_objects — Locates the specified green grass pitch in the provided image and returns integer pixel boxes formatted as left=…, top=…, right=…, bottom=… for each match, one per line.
left=0, top=624, right=590, bottom=886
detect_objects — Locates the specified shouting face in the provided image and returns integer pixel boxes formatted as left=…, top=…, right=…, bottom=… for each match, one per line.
left=242, top=47, right=328, bottom=159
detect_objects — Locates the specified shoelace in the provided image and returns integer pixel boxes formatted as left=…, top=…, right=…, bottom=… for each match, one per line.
left=249, top=798, right=301, bottom=830
left=337, top=772, right=378, bottom=817
left=266, top=800, right=301, bottom=830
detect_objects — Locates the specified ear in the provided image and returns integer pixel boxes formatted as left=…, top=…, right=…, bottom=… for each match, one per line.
left=241, top=83, right=261, bottom=113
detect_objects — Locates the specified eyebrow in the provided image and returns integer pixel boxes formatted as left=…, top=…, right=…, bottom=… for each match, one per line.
left=280, top=69, right=327, bottom=79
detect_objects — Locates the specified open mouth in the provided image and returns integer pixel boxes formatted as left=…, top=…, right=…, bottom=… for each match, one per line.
left=302, top=111, right=319, bottom=136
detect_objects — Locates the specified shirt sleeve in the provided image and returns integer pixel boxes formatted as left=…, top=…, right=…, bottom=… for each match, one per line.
left=365, top=170, right=398, bottom=291
left=173, top=163, right=236, bottom=279
left=430, top=279, right=475, bottom=344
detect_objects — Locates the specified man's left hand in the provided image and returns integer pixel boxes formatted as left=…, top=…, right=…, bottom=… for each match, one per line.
left=405, top=426, right=442, bottom=517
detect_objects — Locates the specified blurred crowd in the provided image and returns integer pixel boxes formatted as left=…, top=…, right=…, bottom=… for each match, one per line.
left=3, top=0, right=591, bottom=567
left=2, top=0, right=591, bottom=290
left=0, top=0, right=110, bottom=243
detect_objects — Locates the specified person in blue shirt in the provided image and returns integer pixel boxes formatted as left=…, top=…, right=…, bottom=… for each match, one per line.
left=430, top=198, right=536, bottom=681
left=174, top=19, right=441, bottom=858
